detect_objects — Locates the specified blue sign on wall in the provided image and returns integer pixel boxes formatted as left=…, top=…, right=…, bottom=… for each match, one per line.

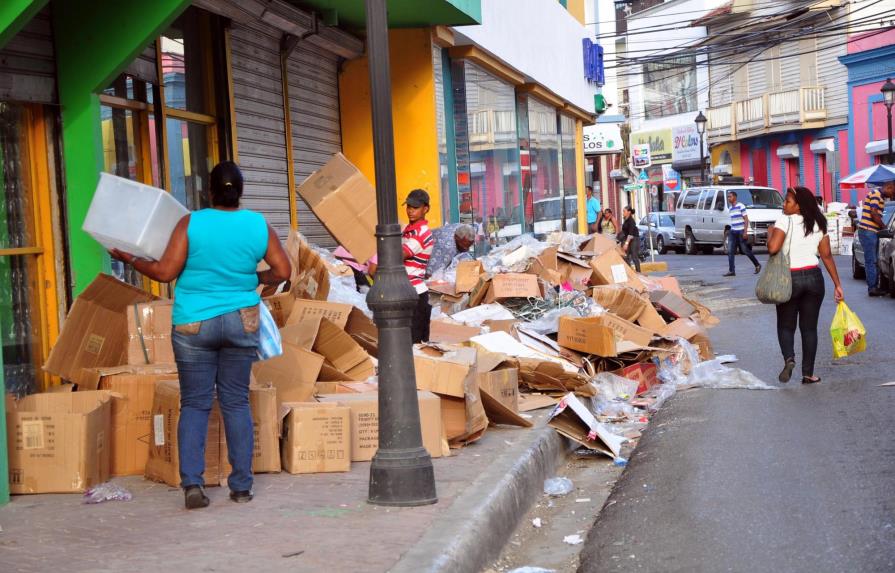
left=582, top=38, right=604, bottom=86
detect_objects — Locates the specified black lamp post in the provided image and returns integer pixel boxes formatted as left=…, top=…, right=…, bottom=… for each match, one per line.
left=364, top=0, right=437, bottom=507
left=881, top=78, right=895, bottom=165
left=694, top=111, right=708, bottom=184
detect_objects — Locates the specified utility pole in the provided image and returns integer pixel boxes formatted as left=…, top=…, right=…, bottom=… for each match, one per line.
left=363, top=0, right=437, bottom=507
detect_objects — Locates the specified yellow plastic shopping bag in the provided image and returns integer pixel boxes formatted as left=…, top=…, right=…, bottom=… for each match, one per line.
left=830, top=302, right=866, bottom=359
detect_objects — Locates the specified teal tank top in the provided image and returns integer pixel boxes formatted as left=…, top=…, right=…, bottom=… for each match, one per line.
left=173, top=209, right=269, bottom=325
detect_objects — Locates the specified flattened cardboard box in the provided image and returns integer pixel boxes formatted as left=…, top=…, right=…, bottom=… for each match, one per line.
left=83, top=364, right=179, bottom=476
left=252, top=322, right=325, bottom=406
left=145, top=380, right=224, bottom=487
left=126, top=299, right=174, bottom=365
left=296, top=153, right=377, bottom=264
left=589, top=249, right=644, bottom=291
left=6, top=390, right=113, bottom=494
left=317, top=391, right=445, bottom=461
left=263, top=293, right=295, bottom=328
left=45, top=274, right=155, bottom=387
left=429, top=319, right=482, bottom=345
left=548, top=393, right=625, bottom=458
left=413, top=347, right=488, bottom=445
left=281, top=403, right=351, bottom=474
left=592, top=286, right=647, bottom=322
left=313, top=318, right=375, bottom=381
left=287, top=299, right=353, bottom=328
left=455, top=260, right=484, bottom=293
left=285, top=230, right=331, bottom=301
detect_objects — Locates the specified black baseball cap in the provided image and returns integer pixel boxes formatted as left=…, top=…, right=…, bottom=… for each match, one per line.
left=403, top=189, right=430, bottom=208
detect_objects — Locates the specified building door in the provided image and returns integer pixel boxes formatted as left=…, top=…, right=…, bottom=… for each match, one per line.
left=0, top=103, right=63, bottom=395
left=752, top=148, right=768, bottom=186
left=785, top=158, right=799, bottom=188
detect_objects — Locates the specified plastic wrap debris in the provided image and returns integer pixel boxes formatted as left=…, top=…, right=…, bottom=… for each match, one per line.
left=327, top=274, right=373, bottom=317
left=563, top=534, right=584, bottom=545
left=451, top=303, right=515, bottom=326
left=501, top=289, right=598, bottom=322
left=83, top=482, right=133, bottom=504
left=508, top=568, right=556, bottom=573
left=543, top=476, right=574, bottom=497
left=594, top=373, right=639, bottom=402
left=532, top=517, right=543, bottom=528
left=522, top=307, right=582, bottom=335
left=546, top=231, right=591, bottom=254
left=481, top=235, right=550, bottom=273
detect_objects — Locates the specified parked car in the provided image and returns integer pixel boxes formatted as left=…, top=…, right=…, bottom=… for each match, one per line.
left=637, top=212, right=682, bottom=254
left=853, top=200, right=895, bottom=285
left=674, top=186, right=784, bottom=255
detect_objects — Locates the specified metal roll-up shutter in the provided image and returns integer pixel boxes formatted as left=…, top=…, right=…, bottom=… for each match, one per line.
left=747, top=51, right=766, bottom=99
left=287, top=41, right=343, bottom=249
left=0, top=7, right=56, bottom=104
left=229, top=20, right=292, bottom=239
left=779, top=41, right=800, bottom=90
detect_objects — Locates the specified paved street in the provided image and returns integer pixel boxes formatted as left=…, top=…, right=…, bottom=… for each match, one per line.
left=579, top=252, right=895, bottom=573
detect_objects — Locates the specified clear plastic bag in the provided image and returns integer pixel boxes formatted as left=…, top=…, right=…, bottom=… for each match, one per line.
left=657, top=338, right=777, bottom=393
left=545, top=231, right=591, bottom=254
left=523, top=307, right=582, bottom=335
left=327, top=274, right=373, bottom=317
left=480, top=234, right=551, bottom=273
left=543, top=476, right=574, bottom=497
left=83, top=482, right=133, bottom=504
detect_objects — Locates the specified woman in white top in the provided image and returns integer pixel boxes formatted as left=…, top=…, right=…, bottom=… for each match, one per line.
left=768, top=186, right=844, bottom=384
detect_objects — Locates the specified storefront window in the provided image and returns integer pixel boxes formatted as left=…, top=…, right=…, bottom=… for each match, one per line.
left=528, top=98, right=561, bottom=236
left=160, top=9, right=208, bottom=114
left=432, top=44, right=453, bottom=224
left=559, top=114, right=578, bottom=232
left=453, top=61, right=521, bottom=250
left=165, top=117, right=212, bottom=210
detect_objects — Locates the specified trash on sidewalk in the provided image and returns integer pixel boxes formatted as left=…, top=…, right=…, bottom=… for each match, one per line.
left=84, top=482, right=133, bottom=504
left=543, top=476, right=574, bottom=497
left=563, top=534, right=584, bottom=545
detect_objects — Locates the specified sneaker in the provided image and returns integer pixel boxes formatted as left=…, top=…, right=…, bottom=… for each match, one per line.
left=184, top=485, right=209, bottom=510
left=230, top=490, right=254, bottom=503
left=754, top=264, right=762, bottom=275
left=723, top=271, right=736, bottom=277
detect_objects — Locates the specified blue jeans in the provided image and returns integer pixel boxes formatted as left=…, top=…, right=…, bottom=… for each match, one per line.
left=728, top=229, right=760, bottom=273
left=172, top=307, right=259, bottom=492
left=858, top=229, right=879, bottom=292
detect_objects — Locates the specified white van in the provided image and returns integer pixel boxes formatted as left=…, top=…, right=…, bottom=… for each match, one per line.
left=674, top=186, right=784, bottom=255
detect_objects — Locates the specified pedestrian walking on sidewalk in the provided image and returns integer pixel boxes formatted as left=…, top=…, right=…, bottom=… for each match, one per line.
left=586, top=186, right=601, bottom=233
left=402, top=189, right=435, bottom=343
left=724, top=191, right=762, bottom=277
left=111, top=161, right=291, bottom=509
left=856, top=180, right=895, bottom=297
left=768, top=186, right=844, bottom=384
left=620, top=206, right=641, bottom=273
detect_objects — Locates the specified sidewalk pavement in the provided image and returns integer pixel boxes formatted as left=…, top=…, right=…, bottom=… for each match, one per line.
left=0, top=411, right=569, bottom=573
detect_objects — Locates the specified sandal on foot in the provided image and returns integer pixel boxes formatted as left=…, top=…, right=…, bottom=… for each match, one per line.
left=801, top=376, right=821, bottom=384
left=778, top=359, right=796, bottom=383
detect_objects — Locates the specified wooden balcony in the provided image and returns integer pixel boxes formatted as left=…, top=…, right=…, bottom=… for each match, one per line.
left=706, top=104, right=735, bottom=144
left=768, top=86, right=826, bottom=127
left=736, top=95, right=767, bottom=135
left=708, top=86, right=828, bottom=143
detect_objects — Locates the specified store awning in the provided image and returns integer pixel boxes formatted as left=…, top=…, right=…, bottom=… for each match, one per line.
left=865, top=139, right=895, bottom=156
left=285, top=0, right=481, bottom=29
left=810, top=138, right=835, bottom=154
left=776, top=144, right=800, bottom=159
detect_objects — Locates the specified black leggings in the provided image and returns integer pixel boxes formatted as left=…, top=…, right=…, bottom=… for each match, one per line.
left=775, top=267, right=825, bottom=377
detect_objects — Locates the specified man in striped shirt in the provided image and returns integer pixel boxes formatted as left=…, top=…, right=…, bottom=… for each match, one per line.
left=857, top=181, right=895, bottom=296
left=402, top=189, right=435, bottom=342
left=724, top=191, right=761, bottom=277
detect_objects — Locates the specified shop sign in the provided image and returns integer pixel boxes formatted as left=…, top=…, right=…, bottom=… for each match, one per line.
left=583, top=124, right=623, bottom=155
left=671, top=124, right=704, bottom=164
left=632, top=144, right=651, bottom=168
left=630, top=129, right=672, bottom=163
left=582, top=38, right=605, bottom=85
left=662, top=164, right=681, bottom=191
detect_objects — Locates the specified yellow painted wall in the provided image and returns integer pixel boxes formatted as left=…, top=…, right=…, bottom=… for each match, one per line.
left=567, top=0, right=586, bottom=25
left=339, top=28, right=443, bottom=226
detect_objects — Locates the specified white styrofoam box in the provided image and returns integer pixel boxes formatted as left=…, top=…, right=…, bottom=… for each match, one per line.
left=83, top=173, right=189, bottom=261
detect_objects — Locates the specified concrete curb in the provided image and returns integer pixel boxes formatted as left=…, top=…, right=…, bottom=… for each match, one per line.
left=391, top=422, right=573, bottom=573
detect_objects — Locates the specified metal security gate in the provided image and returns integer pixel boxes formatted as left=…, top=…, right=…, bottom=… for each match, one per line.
left=287, top=42, right=343, bottom=249
left=0, top=8, right=56, bottom=104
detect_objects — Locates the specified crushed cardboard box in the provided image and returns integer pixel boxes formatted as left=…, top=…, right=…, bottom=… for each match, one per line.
left=126, top=299, right=174, bottom=365
left=547, top=393, right=625, bottom=458
left=285, top=230, right=331, bottom=301
left=6, top=390, right=113, bottom=494
left=414, top=346, right=488, bottom=445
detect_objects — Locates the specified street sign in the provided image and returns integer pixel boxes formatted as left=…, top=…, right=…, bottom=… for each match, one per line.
left=638, top=170, right=648, bottom=181
left=632, top=144, right=651, bottom=168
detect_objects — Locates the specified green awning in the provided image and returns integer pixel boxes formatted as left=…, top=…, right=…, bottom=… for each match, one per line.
left=286, top=0, right=481, bottom=30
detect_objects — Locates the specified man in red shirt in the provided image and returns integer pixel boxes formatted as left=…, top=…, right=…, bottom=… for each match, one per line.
left=402, top=189, right=434, bottom=343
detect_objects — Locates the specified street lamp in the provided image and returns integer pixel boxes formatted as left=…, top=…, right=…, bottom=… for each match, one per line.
left=364, top=0, right=437, bottom=507
left=881, top=78, right=895, bottom=165
left=694, top=111, right=708, bottom=185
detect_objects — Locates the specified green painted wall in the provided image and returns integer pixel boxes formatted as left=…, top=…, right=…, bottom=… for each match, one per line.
left=53, top=0, right=190, bottom=295
left=0, top=0, right=48, bottom=49
left=292, top=0, right=481, bottom=30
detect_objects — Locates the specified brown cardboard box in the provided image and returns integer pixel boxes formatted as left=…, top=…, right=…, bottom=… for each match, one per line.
left=477, top=367, right=519, bottom=412
left=281, top=403, right=351, bottom=474
left=145, top=380, right=224, bottom=487
left=296, top=153, right=377, bottom=264
left=578, top=233, right=618, bottom=256
left=531, top=247, right=562, bottom=285
left=547, top=393, right=624, bottom=458
left=592, top=313, right=654, bottom=349
left=650, top=290, right=696, bottom=319
left=252, top=324, right=324, bottom=405
left=589, top=249, right=644, bottom=291
left=557, top=316, right=617, bottom=356
left=313, top=318, right=375, bottom=381
left=263, top=293, right=295, bottom=328
left=285, top=230, right=331, bottom=301
left=429, top=319, right=482, bottom=345
left=455, top=260, right=484, bottom=293
left=287, top=299, right=353, bottom=328
left=485, top=273, right=541, bottom=303
left=221, top=384, right=281, bottom=474
left=126, top=300, right=174, bottom=365
left=345, top=309, right=378, bottom=357
left=413, top=346, right=487, bottom=445
left=82, top=364, right=178, bottom=476
left=557, top=253, right=593, bottom=291
left=467, top=274, right=493, bottom=307
left=663, top=319, right=714, bottom=361
left=592, top=286, right=647, bottom=322
left=44, top=274, right=155, bottom=386
left=317, top=391, right=445, bottom=461
left=6, top=390, right=113, bottom=494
